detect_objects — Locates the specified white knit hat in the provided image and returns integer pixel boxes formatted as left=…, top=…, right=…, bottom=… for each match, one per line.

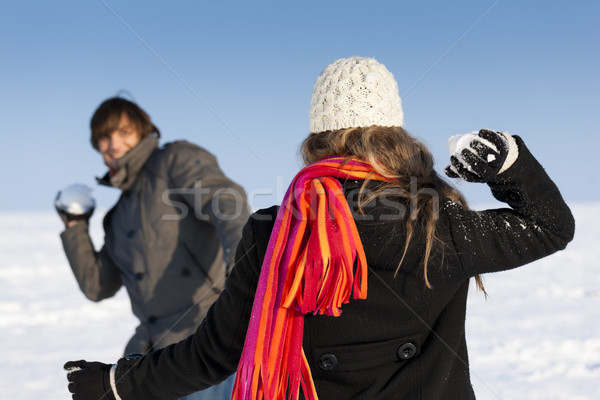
left=309, top=57, right=404, bottom=133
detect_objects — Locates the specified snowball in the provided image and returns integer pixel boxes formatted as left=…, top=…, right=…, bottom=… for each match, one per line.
left=446, top=132, right=478, bottom=156
left=56, top=184, right=95, bottom=215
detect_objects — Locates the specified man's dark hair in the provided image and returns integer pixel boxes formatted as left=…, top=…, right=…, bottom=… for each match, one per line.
left=90, top=97, right=160, bottom=150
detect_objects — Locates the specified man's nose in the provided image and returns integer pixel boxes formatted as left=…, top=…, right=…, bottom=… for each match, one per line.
left=108, top=135, right=122, bottom=152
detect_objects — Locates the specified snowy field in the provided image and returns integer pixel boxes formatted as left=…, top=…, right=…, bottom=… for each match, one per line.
left=1, top=203, right=598, bottom=400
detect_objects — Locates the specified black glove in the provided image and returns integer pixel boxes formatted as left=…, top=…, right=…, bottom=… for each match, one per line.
left=64, top=360, right=115, bottom=400
left=445, top=129, right=509, bottom=182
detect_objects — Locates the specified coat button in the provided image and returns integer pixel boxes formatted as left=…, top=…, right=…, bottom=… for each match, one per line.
left=135, top=272, right=144, bottom=280
left=318, top=354, right=338, bottom=371
left=181, top=267, right=191, bottom=277
left=148, top=316, right=157, bottom=324
left=397, top=342, right=417, bottom=360
left=126, top=230, right=135, bottom=238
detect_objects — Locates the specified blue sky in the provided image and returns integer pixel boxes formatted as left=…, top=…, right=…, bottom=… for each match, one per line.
left=1, top=0, right=598, bottom=211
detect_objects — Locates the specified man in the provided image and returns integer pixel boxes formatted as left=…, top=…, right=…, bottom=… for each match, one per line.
left=56, top=97, right=249, bottom=399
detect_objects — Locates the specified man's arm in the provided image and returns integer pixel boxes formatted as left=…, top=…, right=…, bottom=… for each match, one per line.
left=61, top=222, right=122, bottom=301
left=166, top=141, right=251, bottom=268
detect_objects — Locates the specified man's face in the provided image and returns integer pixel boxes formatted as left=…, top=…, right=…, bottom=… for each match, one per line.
left=97, top=113, right=142, bottom=171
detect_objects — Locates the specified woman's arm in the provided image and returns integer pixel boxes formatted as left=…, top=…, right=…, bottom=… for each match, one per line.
left=443, top=135, right=575, bottom=276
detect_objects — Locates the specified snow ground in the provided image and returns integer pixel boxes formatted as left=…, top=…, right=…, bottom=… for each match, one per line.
left=0, top=203, right=598, bottom=399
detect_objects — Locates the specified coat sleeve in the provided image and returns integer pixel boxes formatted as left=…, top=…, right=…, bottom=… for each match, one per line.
left=110, top=208, right=273, bottom=400
left=60, top=222, right=122, bottom=301
left=165, top=141, right=251, bottom=267
left=442, top=136, right=575, bottom=277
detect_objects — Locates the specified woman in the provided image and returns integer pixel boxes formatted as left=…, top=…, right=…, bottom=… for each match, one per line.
left=65, top=57, right=575, bottom=400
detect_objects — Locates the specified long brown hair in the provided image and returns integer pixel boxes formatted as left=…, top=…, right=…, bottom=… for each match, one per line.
left=301, top=125, right=485, bottom=292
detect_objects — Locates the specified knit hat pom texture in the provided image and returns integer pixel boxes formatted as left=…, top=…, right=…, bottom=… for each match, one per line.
left=309, top=57, right=404, bottom=134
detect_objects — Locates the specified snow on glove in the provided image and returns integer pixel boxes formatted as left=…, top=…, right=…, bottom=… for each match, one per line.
left=64, top=360, right=115, bottom=400
left=55, top=183, right=96, bottom=225
left=445, top=129, right=511, bottom=182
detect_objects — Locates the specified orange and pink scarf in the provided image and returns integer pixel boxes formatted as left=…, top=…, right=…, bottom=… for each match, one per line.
left=232, top=157, right=389, bottom=400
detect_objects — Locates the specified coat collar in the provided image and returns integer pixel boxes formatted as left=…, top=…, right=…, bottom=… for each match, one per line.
left=96, top=135, right=159, bottom=191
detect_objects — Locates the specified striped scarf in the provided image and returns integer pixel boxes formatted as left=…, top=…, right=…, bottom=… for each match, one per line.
left=232, top=157, right=389, bottom=400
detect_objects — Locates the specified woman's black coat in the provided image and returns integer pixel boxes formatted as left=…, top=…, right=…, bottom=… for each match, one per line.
left=111, top=137, right=575, bottom=399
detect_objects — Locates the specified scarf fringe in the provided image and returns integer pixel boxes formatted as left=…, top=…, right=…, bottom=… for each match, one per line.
left=232, top=158, right=388, bottom=400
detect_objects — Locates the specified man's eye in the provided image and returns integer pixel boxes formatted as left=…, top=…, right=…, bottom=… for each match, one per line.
left=119, top=130, right=128, bottom=136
